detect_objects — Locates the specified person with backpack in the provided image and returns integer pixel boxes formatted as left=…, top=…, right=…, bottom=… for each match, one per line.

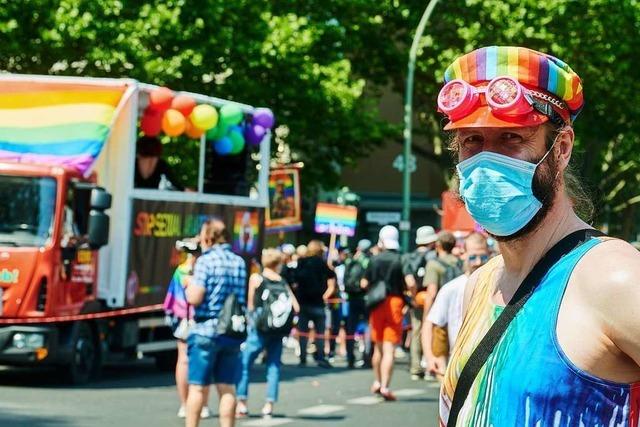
left=361, top=226, right=406, bottom=401
left=236, top=248, right=299, bottom=419
left=402, top=226, right=438, bottom=380
left=344, top=239, right=372, bottom=368
left=294, top=240, right=336, bottom=368
left=421, top=231, right=463, bottom=364
left=184, top=219, right=247, bottom=427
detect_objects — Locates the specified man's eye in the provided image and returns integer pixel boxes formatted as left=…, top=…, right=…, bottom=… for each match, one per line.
left=502, top=133, right=523, bottom=142
left=462, top=135, right=483, bottom=145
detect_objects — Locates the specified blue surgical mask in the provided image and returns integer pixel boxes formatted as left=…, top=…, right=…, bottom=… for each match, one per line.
left=456, top=146, right=555, bottom=237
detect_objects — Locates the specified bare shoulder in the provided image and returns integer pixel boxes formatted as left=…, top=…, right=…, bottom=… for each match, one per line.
left=248, top=272, right=264, bottom=288
left=462, top=256, right=502, bottom=315
left=576, top=238, right=640, bottom=297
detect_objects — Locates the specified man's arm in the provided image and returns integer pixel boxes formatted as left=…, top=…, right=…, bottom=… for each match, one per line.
left=422, top=260, right=440, bottom=315
left=323, top=277, right=337, bottom=302
left=185, top=258, right=207, bottom=306
left=422, top=287, right=450, bottom=375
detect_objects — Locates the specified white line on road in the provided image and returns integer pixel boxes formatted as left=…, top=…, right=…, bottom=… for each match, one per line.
left=242, top=418, right=293, bottom=426
left=347, top=396, right=382, bottom=405
left=297, top=404, right=345, bottom=416
left=394, top=388, right=427, bottom=397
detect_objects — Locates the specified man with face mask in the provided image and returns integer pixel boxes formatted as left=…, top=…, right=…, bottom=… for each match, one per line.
left=437, top=46, right=640, bottom=427
left=421, top=232, right=489, bottom=378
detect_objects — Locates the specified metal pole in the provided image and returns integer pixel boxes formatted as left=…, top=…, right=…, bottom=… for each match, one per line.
left=402, top=0, right=440, bottom=252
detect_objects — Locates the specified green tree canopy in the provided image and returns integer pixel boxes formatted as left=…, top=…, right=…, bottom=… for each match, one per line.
left=1, top=0, right=639, bottom=236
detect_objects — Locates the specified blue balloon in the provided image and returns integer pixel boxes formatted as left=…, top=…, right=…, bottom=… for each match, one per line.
left=214, top=137, right=233, bottom=155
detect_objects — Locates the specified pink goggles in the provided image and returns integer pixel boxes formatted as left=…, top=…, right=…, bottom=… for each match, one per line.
left=437, top=76, right=568, bottom=125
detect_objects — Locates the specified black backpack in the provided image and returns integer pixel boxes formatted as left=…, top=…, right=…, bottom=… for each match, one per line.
left=344, top=256, right=369, bottom=294
left=255, top=277, right=294, bottom=335
left=403, top=250, right=431, bottom=289
left=216, top=292, right=247, bottom=340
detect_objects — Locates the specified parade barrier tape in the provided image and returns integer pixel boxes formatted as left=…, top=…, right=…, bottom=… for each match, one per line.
left=292, top=324, right=412, bottom=340
left=0, top=304, right=165, bottom=324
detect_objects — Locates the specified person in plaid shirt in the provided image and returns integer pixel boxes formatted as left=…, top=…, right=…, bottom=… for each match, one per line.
left=185, top=218, right=247, bottom=427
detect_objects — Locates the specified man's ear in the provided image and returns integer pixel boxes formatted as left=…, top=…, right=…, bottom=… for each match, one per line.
left=556, top=126, right=574, bottom=170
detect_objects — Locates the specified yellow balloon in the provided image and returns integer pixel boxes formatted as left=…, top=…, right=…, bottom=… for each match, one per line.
left=189, top=104, right=219, bottom=131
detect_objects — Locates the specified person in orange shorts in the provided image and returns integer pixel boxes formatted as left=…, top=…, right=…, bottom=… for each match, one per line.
left=361, top=225, right=406, bottom=401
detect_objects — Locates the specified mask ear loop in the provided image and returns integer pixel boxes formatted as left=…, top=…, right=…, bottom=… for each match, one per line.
left=536, top=132, right=561, bottom=167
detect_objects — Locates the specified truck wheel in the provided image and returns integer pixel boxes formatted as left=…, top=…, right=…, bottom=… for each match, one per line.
left=68, top=322, right=100, bottom=385
left=154, top=350, right=178, bottom=372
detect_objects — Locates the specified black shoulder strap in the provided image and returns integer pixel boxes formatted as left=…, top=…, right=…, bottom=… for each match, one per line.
left=447, top=228, right=605, bottom=427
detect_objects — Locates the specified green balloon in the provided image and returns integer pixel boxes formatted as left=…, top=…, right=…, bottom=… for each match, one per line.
left=219, top=104, right=243, bottom=126
left=229, top=128, right=245, bottom=154
left=206, top=124, right=228, bottom=141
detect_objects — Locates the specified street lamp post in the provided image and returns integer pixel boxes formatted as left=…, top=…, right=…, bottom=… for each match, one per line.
left=401, top=0, right=440, bottom=252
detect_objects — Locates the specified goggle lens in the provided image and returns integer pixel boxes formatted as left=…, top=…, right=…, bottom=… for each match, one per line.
left=439, top=81, right=467, bottom=110
left=488, top=78, right=518, bottom=106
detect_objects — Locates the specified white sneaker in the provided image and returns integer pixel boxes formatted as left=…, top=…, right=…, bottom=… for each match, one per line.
left=177, top=405, right=186, bottom=418
left=201, top=406, right=212, bottom=419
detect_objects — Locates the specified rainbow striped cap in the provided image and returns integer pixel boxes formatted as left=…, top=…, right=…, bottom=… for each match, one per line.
left=443, top=46, right=584, bottom=121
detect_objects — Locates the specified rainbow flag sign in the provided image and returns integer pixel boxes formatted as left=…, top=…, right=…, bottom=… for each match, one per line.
left=314, top=203, right=358, bottom=237
left=0, top=77, right=132, bottom=174
left=233, top=210, right=260, bottom=255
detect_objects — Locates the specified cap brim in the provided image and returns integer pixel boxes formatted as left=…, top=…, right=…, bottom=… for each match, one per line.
left=444, top=105, right=549, bottom=130
left=416, top=236, right=438, bottom=245
left=381, top=239, right=400, bottom=250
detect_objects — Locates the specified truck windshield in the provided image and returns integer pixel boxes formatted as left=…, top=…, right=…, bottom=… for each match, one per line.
left=0, top=175, right=57, bottom=247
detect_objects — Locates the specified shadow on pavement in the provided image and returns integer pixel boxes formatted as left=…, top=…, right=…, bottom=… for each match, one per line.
left=0, top=411, right=73, bottom=427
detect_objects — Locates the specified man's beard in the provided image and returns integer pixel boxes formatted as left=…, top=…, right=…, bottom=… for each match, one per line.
left=494, top=153, right=559, bottom=242
left=454, top=151, right=559, bottom=243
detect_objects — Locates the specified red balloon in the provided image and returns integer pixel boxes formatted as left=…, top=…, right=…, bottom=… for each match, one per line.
left=148, top=87, right=174, bottom=112
left=171, top=95, right=197, bottom=116
left=140, top=110, right=163, bottom=136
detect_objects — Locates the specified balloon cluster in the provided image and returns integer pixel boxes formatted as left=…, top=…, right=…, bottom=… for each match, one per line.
left=139, top=87, right=275, bottom=157
left=140, top=87, right=219, bottom=139
left=206, top=106, right=275, bottom=156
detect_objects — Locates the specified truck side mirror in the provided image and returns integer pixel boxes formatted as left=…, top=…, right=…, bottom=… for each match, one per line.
left=88, top=211, right=110, bottom=249
left=90, top=188, right=112, bottom=210
left=88, top=188, right=111, bottom=249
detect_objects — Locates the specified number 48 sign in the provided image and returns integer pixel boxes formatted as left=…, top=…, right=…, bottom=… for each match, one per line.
left=393, top=154, right=417, bottom=173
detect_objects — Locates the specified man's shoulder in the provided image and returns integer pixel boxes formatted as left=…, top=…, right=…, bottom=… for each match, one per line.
left=576, top=238, right=640, bottom=298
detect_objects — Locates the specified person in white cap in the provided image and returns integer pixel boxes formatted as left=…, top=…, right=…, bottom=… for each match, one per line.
left=401, top=225, right=438, bottom=380
left=360, top=225, right=406, bottom=401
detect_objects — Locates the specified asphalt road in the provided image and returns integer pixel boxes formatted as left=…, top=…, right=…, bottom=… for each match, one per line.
left=0, top=349, right=439, bottom=427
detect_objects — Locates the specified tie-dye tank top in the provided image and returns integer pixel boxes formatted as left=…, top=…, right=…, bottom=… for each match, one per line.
left=440, top=237, right=640, bottom=426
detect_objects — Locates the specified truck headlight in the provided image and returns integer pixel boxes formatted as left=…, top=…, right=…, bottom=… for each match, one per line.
left=12, top=332, right=45, bottom=349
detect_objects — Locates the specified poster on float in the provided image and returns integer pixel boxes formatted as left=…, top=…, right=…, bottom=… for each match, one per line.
left=127, top=199, right=263, bottom=307
left=265, top=167, right=302, bottom=233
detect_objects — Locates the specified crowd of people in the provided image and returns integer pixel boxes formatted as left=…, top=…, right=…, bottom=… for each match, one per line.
left=162, top=213, right=500, bottom=426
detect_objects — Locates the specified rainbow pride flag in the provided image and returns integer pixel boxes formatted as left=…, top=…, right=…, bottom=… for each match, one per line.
left=315, top=202, right=358, bottom=236
left=0, top=77, right=132, bottom=174
left=162, top=261, right=192, bottom=320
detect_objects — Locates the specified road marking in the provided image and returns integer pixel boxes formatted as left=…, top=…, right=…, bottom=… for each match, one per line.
left=394, top=388, right=427, bottom=397
left=347, top=396, right=382, bottom=405
left=243, top=418, right=293, bottom=426
left=297, top=404, right=345, bottom=416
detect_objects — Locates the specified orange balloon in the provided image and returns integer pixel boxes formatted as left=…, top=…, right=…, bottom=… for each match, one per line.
left=415, top=291, right=428, bottom=307
left=185, top=119, right=204, bottom=139
left=162, top=109, right=186, bottom=137
left=171, top=95, right=196, bottom=116
left=140, top=109, right=163, bottom=136
left=148, top=87, right=174, bottom=112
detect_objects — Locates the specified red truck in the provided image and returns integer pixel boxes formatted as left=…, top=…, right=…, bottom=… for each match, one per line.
left=0, top=75, right=269, bottom=383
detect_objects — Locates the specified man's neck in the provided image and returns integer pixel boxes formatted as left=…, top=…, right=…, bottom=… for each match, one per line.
left=497, top=196, right=589, bottom=279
